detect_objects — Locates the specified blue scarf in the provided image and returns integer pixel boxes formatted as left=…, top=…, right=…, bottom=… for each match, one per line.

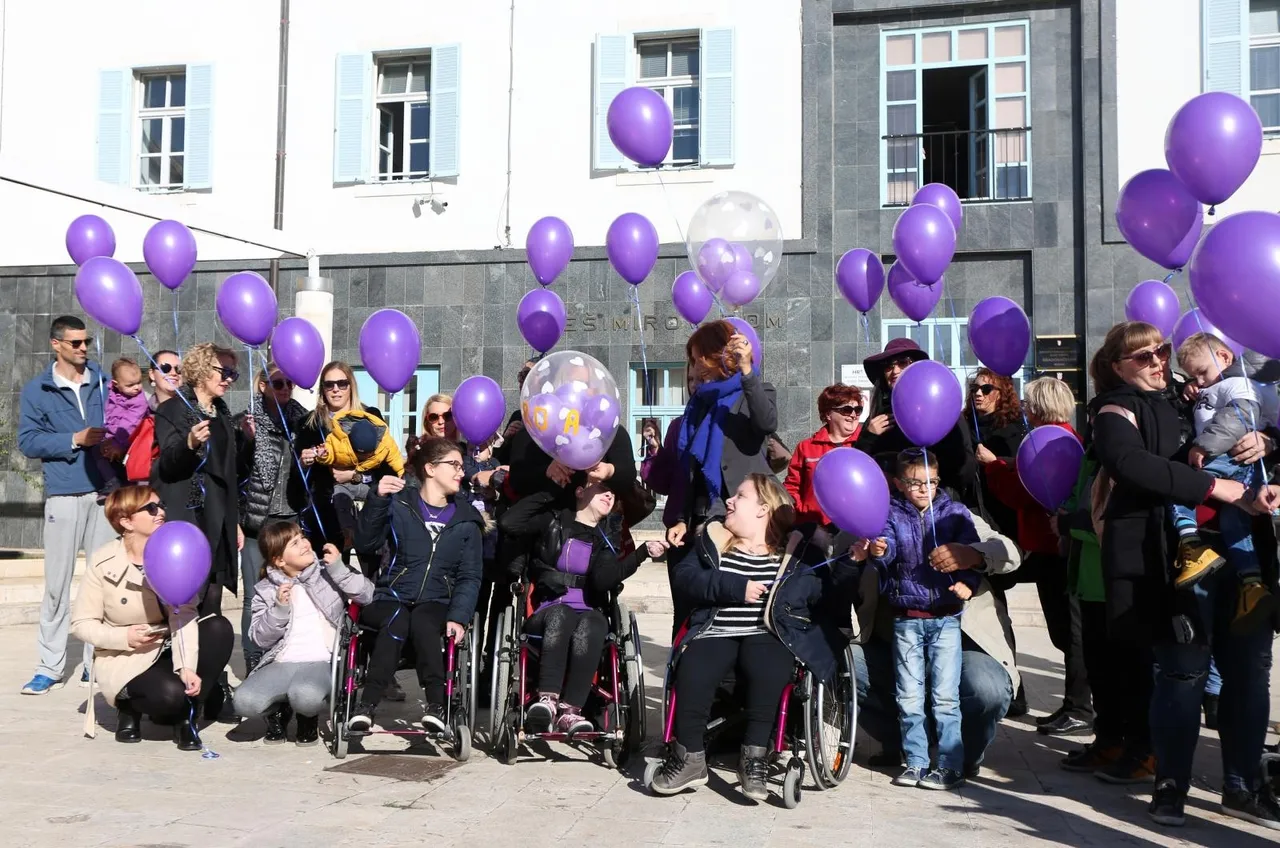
left=678, top=373, right=743, bottom=501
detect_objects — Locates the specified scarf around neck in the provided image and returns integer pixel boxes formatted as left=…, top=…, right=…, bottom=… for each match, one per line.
left=678, top=373, right=743, bottom=501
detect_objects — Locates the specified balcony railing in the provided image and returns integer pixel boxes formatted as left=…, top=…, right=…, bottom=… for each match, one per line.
left=882, top=127, right=1032, bottom=207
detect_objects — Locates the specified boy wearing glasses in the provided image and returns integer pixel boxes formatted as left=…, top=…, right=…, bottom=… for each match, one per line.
left=1169, top=333, right=1280, bottom=630
left=852, top=448, right=982, bottom=791
left=18, top=316, right=118, bottom=694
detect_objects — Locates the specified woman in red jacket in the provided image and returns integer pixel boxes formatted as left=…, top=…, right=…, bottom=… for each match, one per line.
left=784, top=383, right=863, bottom=526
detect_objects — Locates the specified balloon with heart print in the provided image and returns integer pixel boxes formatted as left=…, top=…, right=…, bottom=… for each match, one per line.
left=519, top=350, right=621, bottom=470
left=686, top=190, right=784, bottom=300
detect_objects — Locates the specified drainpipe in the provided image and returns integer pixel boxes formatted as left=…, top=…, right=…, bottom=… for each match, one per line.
left=269, top=0, right=290, bottom=291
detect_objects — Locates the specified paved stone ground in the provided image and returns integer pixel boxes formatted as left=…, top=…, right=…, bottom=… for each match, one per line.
left=2, top=614, right=1278, bottom=847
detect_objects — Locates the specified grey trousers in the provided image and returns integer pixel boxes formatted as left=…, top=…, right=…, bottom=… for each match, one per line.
left=239, top=541, right=265, bottom=670
left=233, top=660, right=332, bottom=718
left=39, top=492, right=114, bottom=679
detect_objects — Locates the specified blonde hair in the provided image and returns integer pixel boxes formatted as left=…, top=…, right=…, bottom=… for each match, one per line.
left=420, top=393, right=454, bottom=433
left=1088, top=321, right=1164, bottom=394
left=111, top=357, right=141, bottom=381
left=1023, top=376, right=1076, bottom=425
left=1176, top=332, right=1233, bottom=370
left=182, top=343, right=238, bottom=388
left=725, top=473, right=796, bottom=555
left=309, top=361, right=363, bottom=431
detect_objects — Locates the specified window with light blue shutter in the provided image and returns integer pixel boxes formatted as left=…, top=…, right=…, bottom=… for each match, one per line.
left=334, top=52, right=372, bottom=183
left=1203, top=0, right=1248, bottom=94
left=430, top=44, right=461, bottom=177
left=699, top=27, right=735, bottom=166
left=183, top=64, right=214, bottom=189
left=95, top=69, right=131, bottom=186
left=594, top=34, right=629, bottom=170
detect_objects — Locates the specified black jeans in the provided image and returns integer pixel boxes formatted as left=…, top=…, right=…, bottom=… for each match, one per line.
left=1028, top=553, right=1093, bottom=720
left=674, top=633, right=794, bottom=753
left=525, top=605, right=609, bottom=708
left=1080, top=599, right=1152, bottom=751
left=121, top=616, right=235, bottom=722
left=361, top=600, right=450, bottom=706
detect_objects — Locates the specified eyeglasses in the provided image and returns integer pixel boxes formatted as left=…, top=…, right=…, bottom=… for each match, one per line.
left=897, top=477, right=938, bottom=492
left=134, top=501, right=166, bottom=517
left=270, top=378, right=293, bottom=391
left=831, top=404, right=863, bottom=417
left=433, top=460, right=464, bottom=471
left=155, top=363, right=181, bottom=375
left=216, top=366, right=240, bottom=383
left=322, top=379, right=351, bottom=391
left=57, top=337, right=92, bottom=349
left=1119, top=344, right=1172, bottom=368
left=973, top=384, right=997, bottom=396
left=427, top=411, right=454, bottom=423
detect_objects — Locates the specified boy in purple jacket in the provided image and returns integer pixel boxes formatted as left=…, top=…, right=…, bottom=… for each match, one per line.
left=854, top=448, right=981, bottom=792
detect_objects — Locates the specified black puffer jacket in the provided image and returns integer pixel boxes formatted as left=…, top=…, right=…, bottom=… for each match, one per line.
left=236, top=399, right=309, bottom=535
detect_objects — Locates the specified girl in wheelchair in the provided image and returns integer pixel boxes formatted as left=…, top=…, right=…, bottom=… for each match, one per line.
left=519, top=481, right=667, bottom=737
left=349, top=436, right=484, bottom=733
left=652, top=473, right=859, bottom=801
left=234, top=522, right=375, bottom=744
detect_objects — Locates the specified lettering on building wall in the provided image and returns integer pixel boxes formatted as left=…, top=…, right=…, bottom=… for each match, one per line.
left=563, top=312, right=785, bottom=334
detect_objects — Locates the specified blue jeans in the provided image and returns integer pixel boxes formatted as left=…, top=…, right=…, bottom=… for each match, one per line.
left=893, top=615, right=964, bottom=772
left=1151, top=569, right=1274, bottom=793
left=1168, top=454, right=1260, bottom=580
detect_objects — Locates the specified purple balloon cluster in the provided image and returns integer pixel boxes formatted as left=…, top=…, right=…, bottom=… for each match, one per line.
left=520, top=352, right=621, bottom=471
left=696, top=238, right=758, bottom=305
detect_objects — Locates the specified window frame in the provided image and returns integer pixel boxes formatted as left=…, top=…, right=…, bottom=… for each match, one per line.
left=135, top=70, right=187, bottom=193
left=1249, top=4, right=1280, bottom=132
left=373, top=54, right=432, bottom=182
left=635, top=36, right=701, bottom=167
left=880, top=316, right=1027, bottom=397
left=627, top=361, right=687, bottom=475
left=352, top=365, right=440, bottom=445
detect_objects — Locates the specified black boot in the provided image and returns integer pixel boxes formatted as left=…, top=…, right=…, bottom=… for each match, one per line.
left=295, top=713, right=319, bottom=746
left=174, top=721, right=202, bottom=752
left=264, top=705, right=292, bottom=744
left=1006, top=685, right=1028, bottom=718
left=204, top=682, right=238, bottom=724
left=114, top=698, right=142, bottom=744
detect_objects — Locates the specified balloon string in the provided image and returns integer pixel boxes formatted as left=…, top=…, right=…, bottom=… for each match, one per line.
left=654, top=170, right=686, bottom=247
left=171, top=288, right=182, bottom=356
left=93, top=331, right=107, bottom=422
left=942, top=294, right=983, bottom=444
left=269, top=393, right=331, bottom=542
left=629, top=287, right=653, bottom=416
left=171, top=604, right=219, bottom=759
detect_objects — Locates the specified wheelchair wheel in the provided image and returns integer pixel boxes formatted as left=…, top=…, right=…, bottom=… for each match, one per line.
left=617, top=605, right=647, bottom=760
left=803, top=645, right=857, bottom=789
left=328, top=622, right=354, bottom=760
left=467, top=613, right=481, bottom=733
left=488, top=608, right=513, bottom=742
left=783, top=758, right=804, bottom=809
left=643, top=758, right=660, bottom=789
left=454, top=724, right=472, bottom=762
left=496, top=718, right=519, bottom=766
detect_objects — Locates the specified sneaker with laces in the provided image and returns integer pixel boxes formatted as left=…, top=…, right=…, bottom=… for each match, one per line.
left=1231, top=581, right=1277, bottom=635
left=1221, top=788, right=1280, bottom=831
left=347, top=702, right=376, bottom=733
left=650, top=741, right=709, bottom=795
left=20, top=674, right=64, bottom=695
left=892, top=766, right=926, bottom=787
left=738, top=745, right=770, bottom=802
left=1149, top=779, right=1186, bottom=826
left=1173, top=538, right=1226, bottom=588
left=919, top=768, right=966, bottom=791
left=421, top=703, right=447, bottom=734
left=1061, top=741, right=1124, bottom=773
left=1095, top=751, right=1156, bottom=784
left=525, top=694, right=557, bottom=733
left=554, top=706, right=593, bottom=737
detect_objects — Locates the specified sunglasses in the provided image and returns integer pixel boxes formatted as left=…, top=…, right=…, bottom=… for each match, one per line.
left=155, top=363, right=181, bottom=375
left=1119, top=343, right=1172, bottom=368
left=973, top=384, right=997, bottom=396
left=270, top=378, right=294, bottom=391
left=322, top=379, right=351, bottom=391
left=831, top=404, right=863, bottom=417
left=216, top=366, right=240, bottom=383
left=58, top=337, right=92, bottom=349
left=134, top=501, right=166, bottom=517
left=428, top=411, right=454, bottom=423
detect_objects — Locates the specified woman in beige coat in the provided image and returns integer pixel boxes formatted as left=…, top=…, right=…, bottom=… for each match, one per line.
left=71, top=485, right=234, bottom=749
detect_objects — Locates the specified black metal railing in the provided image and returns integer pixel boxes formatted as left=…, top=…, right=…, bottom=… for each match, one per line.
left=882, top=127, right=1032, bottom=206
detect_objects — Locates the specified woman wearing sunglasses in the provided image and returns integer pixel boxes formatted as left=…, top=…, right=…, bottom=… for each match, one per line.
left=785, top=383, right=865, bottom=527
left=71, top=485, right=235, bottom=749
left=235, top=362, right=310, bottom=673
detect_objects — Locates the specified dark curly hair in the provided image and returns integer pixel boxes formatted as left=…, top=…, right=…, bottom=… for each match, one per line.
left=969, top=367, right=1022, bottom=429
left=407, top=436, right=462, bottom=482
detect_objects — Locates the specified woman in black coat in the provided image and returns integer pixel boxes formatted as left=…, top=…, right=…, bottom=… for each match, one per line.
left=968, top=367, right=1027, bottom=537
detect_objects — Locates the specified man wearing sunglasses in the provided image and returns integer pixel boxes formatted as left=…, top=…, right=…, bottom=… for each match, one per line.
left=17, top=316, right=117, bottom=695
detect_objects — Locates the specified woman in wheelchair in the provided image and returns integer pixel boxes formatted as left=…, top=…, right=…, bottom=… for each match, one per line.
left=520, top=482, right=667, bottom=737
left=348, top=436, right=484, bottom=733
left=652, top=472, right=859, bottom=801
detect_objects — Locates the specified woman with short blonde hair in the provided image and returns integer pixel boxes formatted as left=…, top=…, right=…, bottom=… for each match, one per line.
left=1022, top=376, right=1076, bottom=426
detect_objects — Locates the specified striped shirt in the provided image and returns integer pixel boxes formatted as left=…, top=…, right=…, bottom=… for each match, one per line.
left=703, top=548, right=781, bottom=637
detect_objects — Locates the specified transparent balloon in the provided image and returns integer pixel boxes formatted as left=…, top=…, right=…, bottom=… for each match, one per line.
left=686, top=190, right=785, bottom=305
left=519, top=351, right=622, bottom=471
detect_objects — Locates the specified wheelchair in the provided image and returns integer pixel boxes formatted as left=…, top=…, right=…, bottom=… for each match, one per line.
left=643, top=623, right=858, bottom=808
left=487, top=582, right=647, bottom=769
left=328, top=601, right=480, bottom=761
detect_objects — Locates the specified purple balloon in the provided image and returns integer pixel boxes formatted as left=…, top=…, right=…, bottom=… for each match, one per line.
left=1123, top=280, right=1181, bottom=339
left=696, top=238, right=736, bottom=291
left=517, top=288, right=567, bottom=353
left=581, top=393, right=621, bottom=434
left=912, top=183, right=964, bottom=237
left=359, top=309, right=421, bottom=393
left=968, top=296, right=1030, bottom=377
left=606, top=86, right=674, bottom=168
left=886, top=261, right=942, bottom=323
left=454, top=375, right=505, bottom=444
left=813, top=447, right=890, bottom=538
left=270, top=317, right=325, bottom=390
left=526, top=216, right=574, bottom=286
left=551, top=427, right=610, bottom=471
left=721, top=270, right=761, bottom=307
left=216, top=272, right=278, bottom=346
left=891, top=360, right=963, bottom=448
left=606, top=213, right=659, bottom=285
left=1165, top=92, right=1264, bottom=207
left=554, top=379, right=591, bottom=412
left=1016, top=425, right=1084, bottom=512
left=1115, top=169, right=1204, bottom=270
left=523, top=392, right=566, bottom=454
left=672, top=271, right=713, bottom=323
left=142, top=219, right=198, bottom=290
left=66, top=214, right=116, bottom=266
left=1189, top=210, right=1280, bottom=358
left=836, top=249, right=886, bottom=313
left=75, top=257, right=143, bottom=336
left=731, top=243, right=754, bottom=275
left=892, top=203, right=956, bottom=285
left=143, top=520, right=212, bottom=608
left=725, top=317, right=763, bottom=372
left=1171, top=308, right=1244, bottom=357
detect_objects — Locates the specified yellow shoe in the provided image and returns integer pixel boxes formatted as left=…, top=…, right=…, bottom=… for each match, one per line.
left=1173, top=539, right=1226, bottom=589
left=1231, top=582, right=1277, bottom=635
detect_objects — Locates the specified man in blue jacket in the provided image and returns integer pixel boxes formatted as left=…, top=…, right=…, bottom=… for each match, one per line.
left=17, top=316, right=116, bottom=694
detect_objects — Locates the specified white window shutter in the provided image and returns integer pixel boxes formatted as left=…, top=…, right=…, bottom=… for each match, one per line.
left=700, top=27, right=735, bottom=166
left=1202, top=0, right=1248, bottom=95
left=333, top=52, right=372, bottom=184
left=430, top=44, right=462, bottom=177
left=184, top=64, right=214, bottom=190
left=594, top=34, right=629, bottom=170
left=95, top=69, right=131, bottom=186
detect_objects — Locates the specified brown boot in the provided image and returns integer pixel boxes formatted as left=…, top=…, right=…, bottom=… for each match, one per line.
left=1231, top=580, right=1277, bottom=635
left=1173, top=537, right=1226, bottom=589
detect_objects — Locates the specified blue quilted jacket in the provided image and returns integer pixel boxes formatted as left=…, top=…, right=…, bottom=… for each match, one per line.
left=870, top=490, right=982, bottom=615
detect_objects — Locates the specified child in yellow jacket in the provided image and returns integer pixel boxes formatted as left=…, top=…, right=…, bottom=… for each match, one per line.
left=314, top=408, right=404, bottom=551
